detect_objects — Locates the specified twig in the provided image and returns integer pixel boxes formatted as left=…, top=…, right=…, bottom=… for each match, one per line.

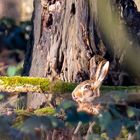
left=74, top=121, right=82, bottom=135
left=85, top=122, right=95, bottom=140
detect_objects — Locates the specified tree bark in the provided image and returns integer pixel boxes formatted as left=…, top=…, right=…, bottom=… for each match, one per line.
left=23, top=0, right=140, bottom=109
left=29, top=0, right=106, bottom=81
left=23, top=0, right=108, bottom=109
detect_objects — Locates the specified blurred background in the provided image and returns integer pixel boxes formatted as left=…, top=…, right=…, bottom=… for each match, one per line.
left=0, top=0, right=33, bottom=76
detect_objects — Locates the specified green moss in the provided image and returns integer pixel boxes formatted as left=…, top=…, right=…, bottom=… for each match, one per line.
left=49, top=81, right=77, bottom=93
left=40, top=80, right=77, bottom=93
left=0, top=76, right=77, bottom=93
left=34, top=107, right=55, bottom=115
left=15, top=109, right=34, bottom=116
left=0, top=76, right=50, bottom=87
left=13, top=116, right=25, bottom=129
left=13, top=111, right=31, bottom=129
left=13, top=107, right=55, bottom=128
left=101, top=133, right=109, bottom=139
left=13, top=107, right=55, bottom=129
left=119, top=127, right=129, bottom=139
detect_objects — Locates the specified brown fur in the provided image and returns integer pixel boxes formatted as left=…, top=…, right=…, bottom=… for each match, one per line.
left=72, top=60, right=109, bottom=114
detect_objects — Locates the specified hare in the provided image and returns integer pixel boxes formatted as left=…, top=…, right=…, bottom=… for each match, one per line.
left=72, top=60, right=109, bottom=103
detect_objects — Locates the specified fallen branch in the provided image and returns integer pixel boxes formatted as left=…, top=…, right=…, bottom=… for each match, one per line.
left=0, top=76, right=140, bottom=94
left=0, top=76, right=76, bottom=93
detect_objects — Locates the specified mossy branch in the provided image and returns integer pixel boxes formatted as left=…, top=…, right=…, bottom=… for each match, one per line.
left=0, top=76, right=77, bottom=93
left=0, top=76, right=140, bottom=94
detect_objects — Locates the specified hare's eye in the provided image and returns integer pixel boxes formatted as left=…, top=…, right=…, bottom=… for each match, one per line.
left=84, top=84, right=91, bottom=89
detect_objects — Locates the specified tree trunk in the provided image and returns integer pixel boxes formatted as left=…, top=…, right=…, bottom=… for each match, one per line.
left=23, top=0, right=140, bottom=109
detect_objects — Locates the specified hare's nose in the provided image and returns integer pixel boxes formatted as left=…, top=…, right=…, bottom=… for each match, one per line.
left=73, top=96, right=77, bottom=100
left=72, top=93, right=78, bottom=100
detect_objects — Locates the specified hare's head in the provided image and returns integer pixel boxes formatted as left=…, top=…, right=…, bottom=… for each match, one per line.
left=72, top=60, right=109, bottom=103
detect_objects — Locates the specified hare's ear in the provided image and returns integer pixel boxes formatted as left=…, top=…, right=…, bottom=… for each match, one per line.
left=94, top=61, right=109, bottom=84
